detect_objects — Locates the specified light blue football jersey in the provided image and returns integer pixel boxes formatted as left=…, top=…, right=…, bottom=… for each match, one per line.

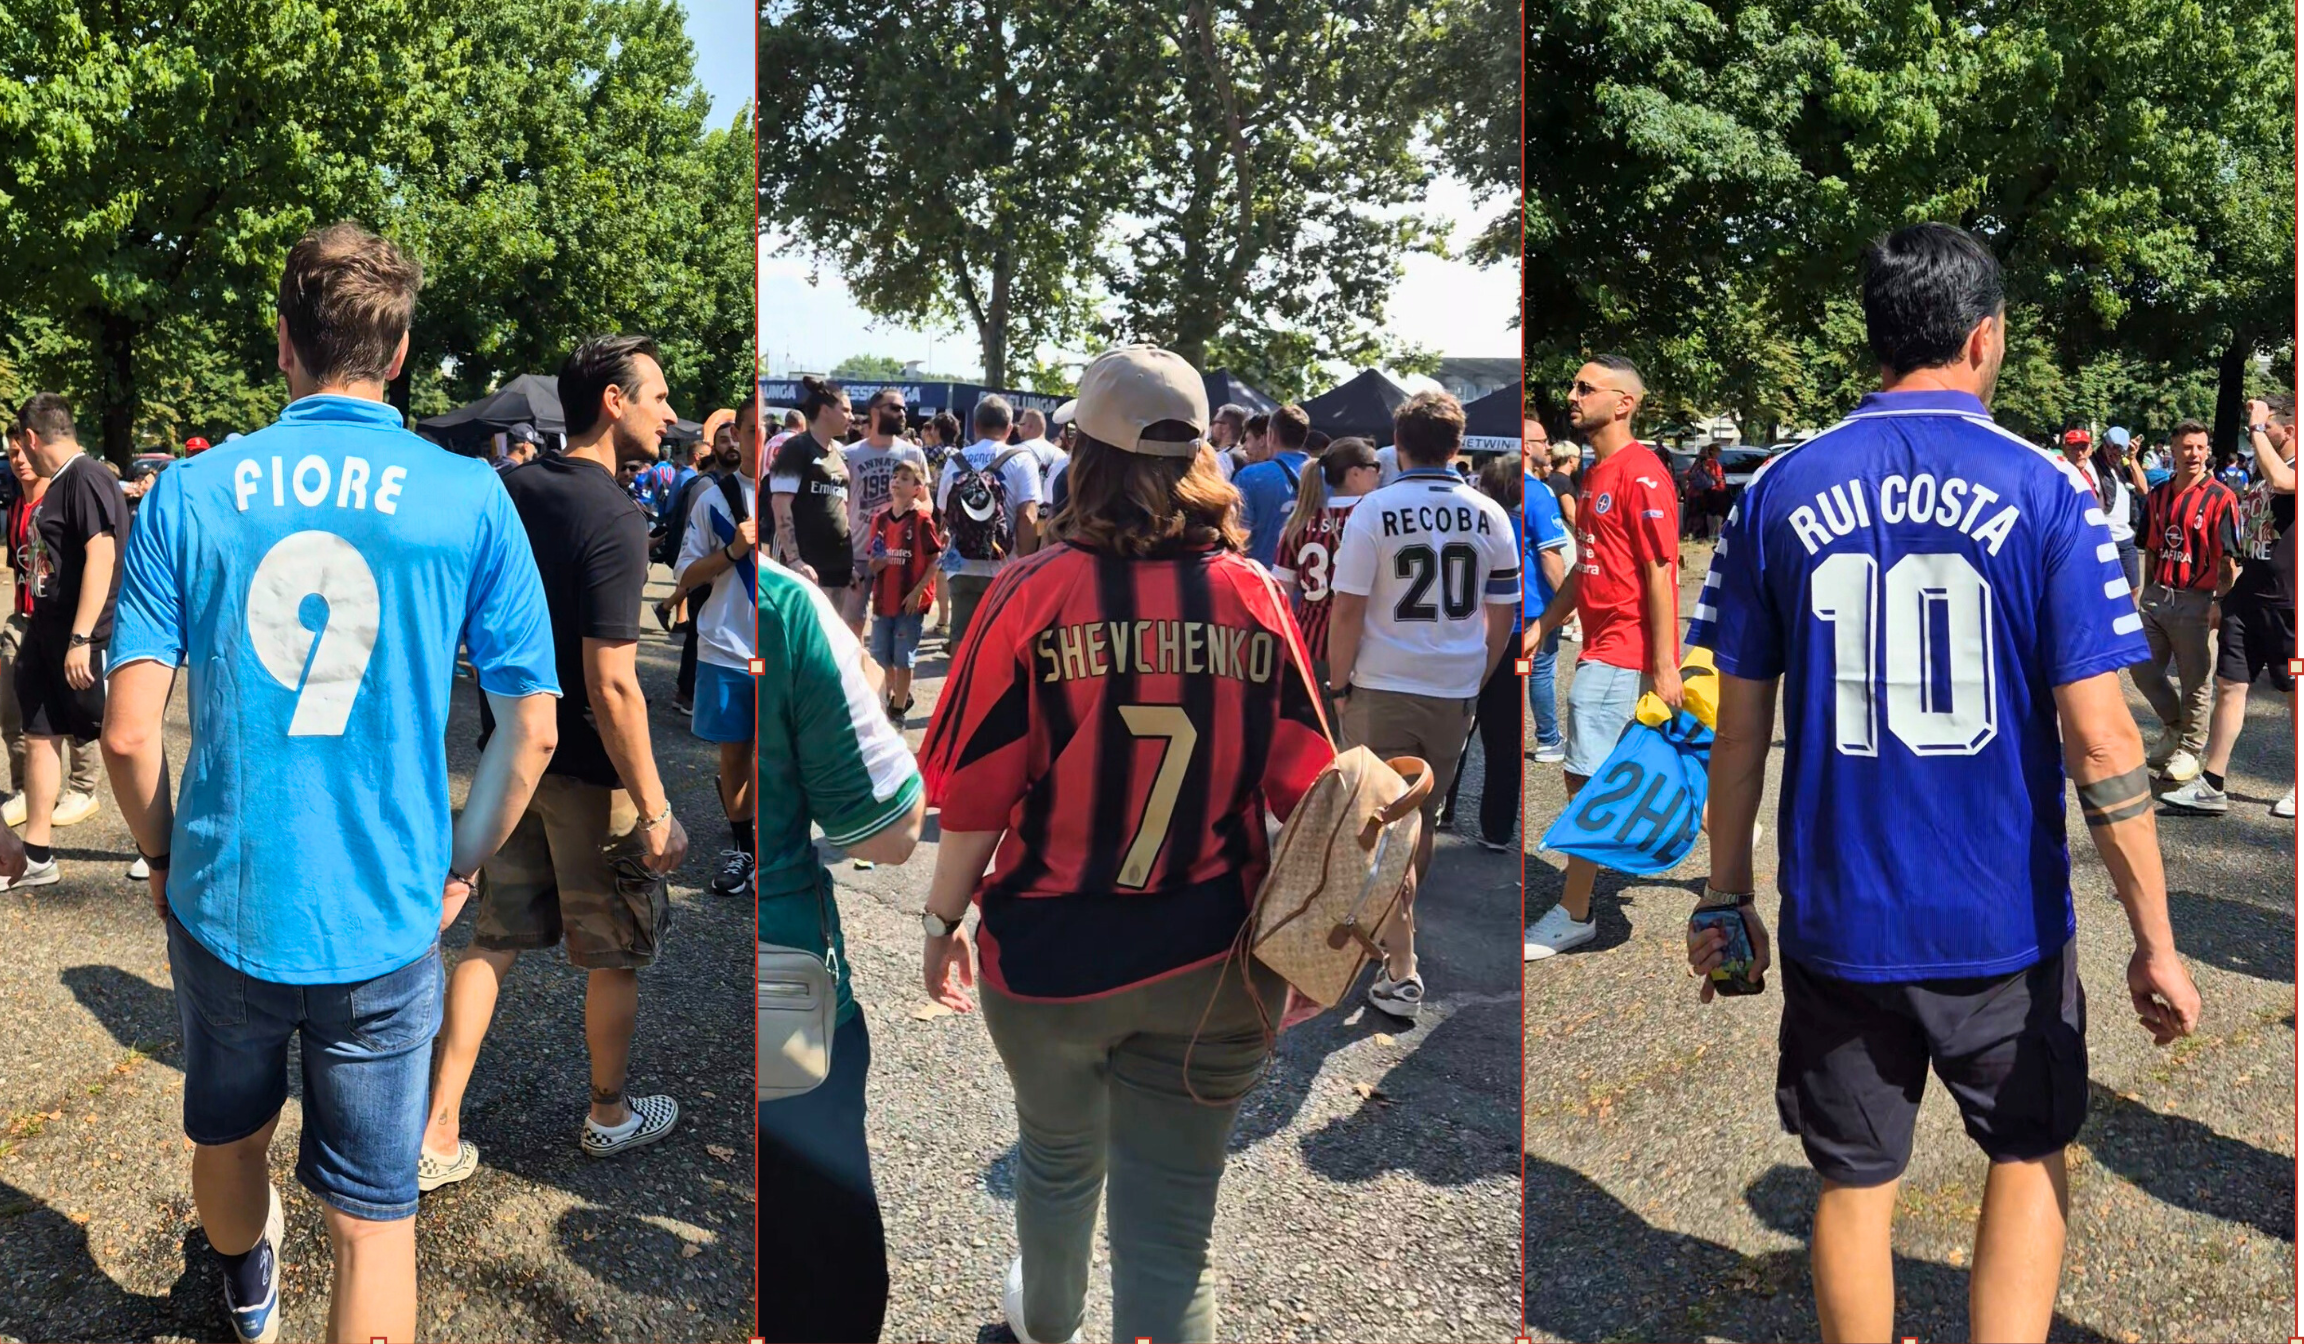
left=111, top=395, right=559, bottom=984
left=1685, top=389, right=2148, bottom=982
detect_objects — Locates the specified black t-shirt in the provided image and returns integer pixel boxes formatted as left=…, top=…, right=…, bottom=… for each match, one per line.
left=2223, top=460, right=2295, bottom=609
left=770, top=432, right=853, bottom=585
left=28, top=454, right=126, bottom=640
left=481, top=457, right=650, bottom=787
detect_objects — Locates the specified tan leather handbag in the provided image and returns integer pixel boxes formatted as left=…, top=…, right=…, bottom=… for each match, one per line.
left=757, top=887, right=838, bottom=1103
left=1247, top=747, right=1431, bottom=1007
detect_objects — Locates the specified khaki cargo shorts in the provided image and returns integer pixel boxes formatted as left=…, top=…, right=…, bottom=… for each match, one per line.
left=1338, top=685, right=1477, bottom=827
left=474, top=775, right=671, bottom=970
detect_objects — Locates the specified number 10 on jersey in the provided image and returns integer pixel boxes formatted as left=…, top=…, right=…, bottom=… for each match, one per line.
left=1809, top=551, right=1998, bottom=757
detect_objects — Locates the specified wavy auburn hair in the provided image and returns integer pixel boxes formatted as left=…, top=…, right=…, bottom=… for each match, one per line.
left=1053, top=432, right=1245, bottom=557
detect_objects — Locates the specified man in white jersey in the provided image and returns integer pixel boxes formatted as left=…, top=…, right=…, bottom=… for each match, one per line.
left=677, top=393, right=763, bottom=899
left=1328, top=391, right=1521, bottom=1019
left=104, top=223, right=563, bottom=1344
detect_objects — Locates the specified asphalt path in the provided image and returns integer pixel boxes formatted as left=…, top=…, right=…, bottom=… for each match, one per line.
left=0, top=569, right=753, bottom=1344
left=823, top=623, right=1524, bottom=1343
left=1522, top=545, right=2296, bottom=1343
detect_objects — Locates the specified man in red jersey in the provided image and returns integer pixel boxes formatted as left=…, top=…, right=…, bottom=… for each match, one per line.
left=2130, top=419, right=2235, bottom=784
left=1524, top=355, right=1683, bottom=960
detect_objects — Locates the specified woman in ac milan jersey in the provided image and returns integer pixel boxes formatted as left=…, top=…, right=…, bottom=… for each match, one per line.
left=1273, top=436, right=1380, bottom=695
left=917, top=346, right=1333, bottom=1344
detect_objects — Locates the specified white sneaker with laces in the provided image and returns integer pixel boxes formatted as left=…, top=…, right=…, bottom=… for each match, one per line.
left=2160, top=748, right=2202, bottom=783
left=1532, top=741, right=1566, bottom=764
left=2276, top=788, right=2296, bottom=819
left=1523, top=904, right=1596, bottom=961
left=2159, top=778, right=2228, bottom=813
left=1366, top=969, right=1425, bottom=1019
left=1, top=857, right=59, bottom=891
left=51, top=790, right=98, bottom=827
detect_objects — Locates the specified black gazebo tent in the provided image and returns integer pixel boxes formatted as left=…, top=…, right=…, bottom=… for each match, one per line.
left=1462, top=380, right=1523, bottom=454
left=1202, top=369, right=1277, bottom=416
left=1301, top=369, right=1409, bottom=443
left=415, top=375, right=564, bottom=453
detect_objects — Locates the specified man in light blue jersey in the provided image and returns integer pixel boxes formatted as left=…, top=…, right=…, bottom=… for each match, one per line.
left=1233, top=403, right=1313, bottom=570
left=1684, top=223, right=2201, bottom=1344
left=103, top=222, right=562, bottom=1344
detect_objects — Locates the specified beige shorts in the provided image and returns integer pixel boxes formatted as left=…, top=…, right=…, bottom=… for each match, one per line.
left=474, top=775, right=671, bottom=970
left=1338, top=686, right=1477, bottom=825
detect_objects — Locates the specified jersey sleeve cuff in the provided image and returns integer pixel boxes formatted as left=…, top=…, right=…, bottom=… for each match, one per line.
left=104, top=649, right=179, bottom=677
left=475, top=669, right=563, bottom=699
left=1708, top=646, right=1783, bottom=681
left=2050, top=643, right=2152, bottom=689
left=822, top=772, right=923, bottom=847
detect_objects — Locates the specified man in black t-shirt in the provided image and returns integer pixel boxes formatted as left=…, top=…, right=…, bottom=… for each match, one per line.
left=5, top=393, right=123, bottom=891
left=425, top=335, right=695, bottom=1176
left=2165, top=394, right=2298, bottom=818
left=769, top=377, right=855, bottom=599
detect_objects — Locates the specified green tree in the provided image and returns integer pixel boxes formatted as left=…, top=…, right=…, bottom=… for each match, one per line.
left=831, top=353, right=911, bottom=381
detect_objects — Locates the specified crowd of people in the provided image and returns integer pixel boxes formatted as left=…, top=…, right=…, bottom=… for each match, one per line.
left=1521, top=222, right=2285, bottom=1344
left=755, top=350, right=1522, bottom=1343
left=0, top=221, right=752, bottom=1344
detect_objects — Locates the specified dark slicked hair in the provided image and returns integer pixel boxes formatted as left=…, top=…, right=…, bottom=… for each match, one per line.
left=2172, top=418, right=2211, bottom=442
left=558, top=334, right=661, bottom=438
left=12, top=393, right=74, bottom=443
left=1861, top=223, right=2005, bottom=376
left=797, top=375, right=845, bottom=421
left=1589, top=352, right=1644, bottom=387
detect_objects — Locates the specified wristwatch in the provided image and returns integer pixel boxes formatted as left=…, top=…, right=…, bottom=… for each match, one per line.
left=67, top=633, right=90, bottom=648
left=2251, top=423, right=2269, bottom=435
left=922, top=910, right=964, bottom=938
left=1698, top=884, right=1755, bottom=910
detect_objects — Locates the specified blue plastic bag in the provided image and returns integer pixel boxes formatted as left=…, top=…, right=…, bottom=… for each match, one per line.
left=1540, top=709, right=1713, bottom=876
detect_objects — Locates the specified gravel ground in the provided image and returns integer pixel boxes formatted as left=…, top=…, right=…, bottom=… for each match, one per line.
left=0, top=571, right=754, bottom=1344
left=819, top=627, right=1523, bottom=1344
left=1521, top=545, right=2295, bottom=1343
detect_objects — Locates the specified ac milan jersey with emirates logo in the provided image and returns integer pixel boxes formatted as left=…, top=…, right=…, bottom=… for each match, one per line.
left=918, top=542, right=1335, bottom=1000
left=1273, top=496, right=1362, bottom=663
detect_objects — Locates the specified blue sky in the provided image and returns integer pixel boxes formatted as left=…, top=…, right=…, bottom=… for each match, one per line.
left=684, top=0, right=753, bottom=123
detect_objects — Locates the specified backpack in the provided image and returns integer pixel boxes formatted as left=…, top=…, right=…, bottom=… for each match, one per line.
left=947, top=446, right=1030, bottom=562
left=706, top=470, right=758, bottom=601
left=1247, top=747, right=1431, bottom=1008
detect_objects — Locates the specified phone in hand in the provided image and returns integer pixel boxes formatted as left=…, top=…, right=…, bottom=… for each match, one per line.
left=1690, top=907, right=1763, bottom=995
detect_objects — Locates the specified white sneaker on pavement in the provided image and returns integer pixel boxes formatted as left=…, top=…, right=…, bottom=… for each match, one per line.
left=1001, top=1255, right=1083, bottom=1344
left=2160, top=749, right=2202, bottom=783
left=2159, top=778, right=2228, bottom=813
left=2146, top=727, right=2180, bottom=770
left=2276, top=788, right=2296, bottom=819
left=51, top=790, right=98, bottom=827
left=1523, top=904, right=1596, bottom=961
left=1532, top=741, right=1566, bottom=764
left=127, top=857, right=150, bottom=881
left=1, top=857, right=59, bottom=891
left=1366, top=969, right=1425, bottom=1020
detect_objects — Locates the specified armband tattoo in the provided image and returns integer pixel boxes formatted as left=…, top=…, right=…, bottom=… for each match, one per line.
left=2077, top=765, right=2152, bottom=827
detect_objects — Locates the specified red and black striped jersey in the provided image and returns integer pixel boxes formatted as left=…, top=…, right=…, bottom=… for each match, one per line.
left=918, top=541, right=1335, bottom=1000
left=1273, top=496, right=1362, bottom=664
left=2144, top=477, right=2237, bottom=591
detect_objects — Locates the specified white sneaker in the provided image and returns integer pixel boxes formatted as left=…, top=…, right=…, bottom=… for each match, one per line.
left=127, top=857, right=149, bottom=881
left=2146, top=727, right=2180, bottom=769
left=1, top=857, right=59, bottom=891
left=2159, top=778, right=2228, bottom=813
left=1, top=791, right=23, bottom=828
left=1532, top=741, right=1566, bottom=764
left=2160, top=749, right=2202, bottom=783
left=2276, top=788, right=2296, bottom=819
left=1561, top=618, right=1584, bottom=643
left=1523, top=904, right=1596, bottom=961
left=51, top=790, right=98, bottom=827
left=1001, top=1255, right=1083, bottom=1344
left=1366, top=969, right=1425, bottom=1020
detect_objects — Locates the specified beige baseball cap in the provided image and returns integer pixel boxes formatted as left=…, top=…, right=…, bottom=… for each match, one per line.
left=1074, top=345, right=1208, bottom=458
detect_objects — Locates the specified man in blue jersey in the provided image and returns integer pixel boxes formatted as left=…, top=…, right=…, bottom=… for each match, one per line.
left=102, top=222, right=563, bottom=1344
left=1234, top=403, right=1313, bottom=569
left=1521, top=419, right=1570, bottom=764
left=1685, top=223, right=2201, bottom=1344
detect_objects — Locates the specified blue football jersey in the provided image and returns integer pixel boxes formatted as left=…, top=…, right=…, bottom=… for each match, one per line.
left=1685, top=390, right=2148, bottom=981
left=111, top=395, right=560, bottom=984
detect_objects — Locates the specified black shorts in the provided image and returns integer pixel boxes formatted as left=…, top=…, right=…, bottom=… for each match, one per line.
left=1774, top=940, right=2088, bottom=1187
left=2214, top=597, right=2295, bottom=691
left=13, top=628, right=106, bottom=741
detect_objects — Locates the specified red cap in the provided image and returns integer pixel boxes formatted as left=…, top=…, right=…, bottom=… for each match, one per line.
left=2060, top=429, right=2091, bottom=447
left=184, top=437, right=210, bottom=454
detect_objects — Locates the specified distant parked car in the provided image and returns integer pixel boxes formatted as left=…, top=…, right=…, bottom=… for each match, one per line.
left=1720, top=447, right=1774, bottom=493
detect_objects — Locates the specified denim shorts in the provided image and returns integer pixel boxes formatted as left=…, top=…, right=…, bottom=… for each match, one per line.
left=166, top=909, right=442, bottom=1220
left=691, top=659, right=757, bottom=744
left=1563, top=659, right=1645, bottom=779
left=870, top=612, right=925, bottom=670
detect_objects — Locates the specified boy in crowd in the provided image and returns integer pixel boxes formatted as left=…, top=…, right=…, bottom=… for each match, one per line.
left=865, top=459, right=942, bottom=725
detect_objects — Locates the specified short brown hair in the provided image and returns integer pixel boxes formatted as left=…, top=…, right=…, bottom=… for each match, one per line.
left=2264, top=394, right=2297, bottom=424
left=1053, top=434, right=1244, bottom=558
left=890, top=458, right=925, bottom=484
left=1393, top=391, right=1465, bottom=466
left=2171, top=418, right=2211, bottom=444
left=12, top=393, right=75, bottom=443
left=277, top=222, right=422, bottom=386
left=1270, top=404, right=1311, bottom=451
